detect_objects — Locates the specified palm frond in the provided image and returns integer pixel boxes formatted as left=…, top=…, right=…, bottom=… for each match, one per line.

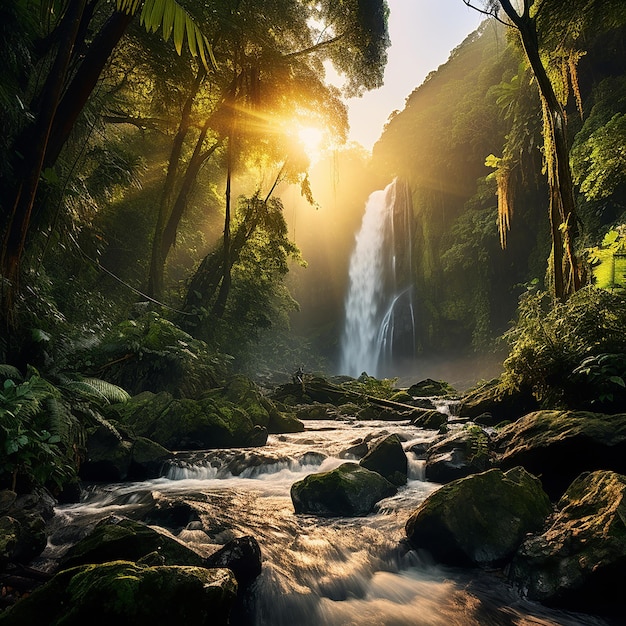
left=67, top=378, right=131, bottom=404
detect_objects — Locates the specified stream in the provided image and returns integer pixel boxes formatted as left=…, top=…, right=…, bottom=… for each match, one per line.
left=38, top=417, right=610, bottom=626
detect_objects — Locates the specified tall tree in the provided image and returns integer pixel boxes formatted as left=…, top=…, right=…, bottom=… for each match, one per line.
left=464, top=0, right=588, bottom=299
left=0, top=0, right=211, bottom=324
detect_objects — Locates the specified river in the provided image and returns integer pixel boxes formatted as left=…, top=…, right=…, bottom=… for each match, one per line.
left=39, top=417, right=610, bottom=626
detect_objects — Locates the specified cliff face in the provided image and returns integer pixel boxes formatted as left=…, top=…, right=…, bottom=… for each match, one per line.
left=370, top=19, right=626, bottom=355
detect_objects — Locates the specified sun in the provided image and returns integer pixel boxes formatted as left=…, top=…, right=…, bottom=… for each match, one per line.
left=297, top=125, right=325, bottom=161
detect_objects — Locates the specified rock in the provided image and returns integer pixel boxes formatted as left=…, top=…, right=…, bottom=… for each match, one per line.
left=494, top=410, right=626, bottom=500
left=359, top=434, right=408, bottom=485
left=128, top=437, right=172, bottom=480
left=411, top=409, right=447, bottom=430
left=0, top=490, right=52, bottom=571
left=295, top=403, right=337, bottom=420
left=510, top=470, right=626, bottom=616
left=142, top=500, right=202, bottom=533
left=339, top=440, right=369, bottom=460
left=205, top=536, right=262, bottom=587
left=79, top=425, right=133, bottom=482
left=425, top=426, right=492, bottom=484
left=266, top=406, right=305, bottom=433
left=107, top=391, right=268, bottom=450
left=0, top=561, right=237, bottom=625
left=60, top=517, right=205, bottom=570
left=458, top=378, right=538, bottom=422
left=291, top=463, right=397, bottom=517
left=407, top=379, right=457, bottom=397
left=405, top=467, right=552, bottom=566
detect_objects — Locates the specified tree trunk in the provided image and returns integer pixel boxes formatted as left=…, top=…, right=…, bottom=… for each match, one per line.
left=212, top=143, right=233, bottom=319
left=1, top=0, right=87, bottom=319
left=147, top=68, right=206, bottom=299
left=498, top=0, right=581, bottom=300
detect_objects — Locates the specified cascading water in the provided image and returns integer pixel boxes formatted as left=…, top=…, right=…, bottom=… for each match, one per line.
left=340, top=179, right=417, bottom=378
left=37, top=418, right=609, bottom=626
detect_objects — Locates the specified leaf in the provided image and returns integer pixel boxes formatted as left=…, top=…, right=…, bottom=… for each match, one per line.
left=609, top=376, right=625, bottom=388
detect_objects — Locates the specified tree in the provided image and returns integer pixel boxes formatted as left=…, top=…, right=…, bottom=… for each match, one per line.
left=464, top=0, right=587, bottom=300
left=0, top=0, right=212, bottom=325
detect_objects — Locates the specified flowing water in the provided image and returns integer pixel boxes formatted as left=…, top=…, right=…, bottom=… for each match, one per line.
left=340, top=179, right=417, bottom=378
left=39, top=417, right=610, bottom=626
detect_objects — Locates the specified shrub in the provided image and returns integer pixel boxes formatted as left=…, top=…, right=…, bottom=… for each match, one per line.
left=501, top=286, right=626, bottom=409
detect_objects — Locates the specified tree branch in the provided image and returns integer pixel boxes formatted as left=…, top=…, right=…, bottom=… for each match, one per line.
left=462, top=0, right=513, bottom=28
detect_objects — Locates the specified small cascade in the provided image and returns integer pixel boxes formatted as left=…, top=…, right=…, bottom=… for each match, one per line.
left=340, top=179, right=416, bottom=378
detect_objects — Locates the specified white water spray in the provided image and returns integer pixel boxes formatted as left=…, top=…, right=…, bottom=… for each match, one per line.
left=340, top=179, right=416, bottom=378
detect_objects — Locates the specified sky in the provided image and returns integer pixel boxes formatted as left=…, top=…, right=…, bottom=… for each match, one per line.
left=341, top=0, right=484, bottom=151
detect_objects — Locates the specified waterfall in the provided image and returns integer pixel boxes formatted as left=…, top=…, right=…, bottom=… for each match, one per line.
left=340, top=179, right=416, bottom=378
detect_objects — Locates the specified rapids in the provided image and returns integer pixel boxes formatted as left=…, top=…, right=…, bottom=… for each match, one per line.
left=39, top=418, right=610, bottom=626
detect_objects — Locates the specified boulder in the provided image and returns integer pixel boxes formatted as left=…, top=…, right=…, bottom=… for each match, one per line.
left=411, top=409, right=447, bottom=430
left=107, top=391, right=268, bottom=450
left=0, top=561, right=237, bottom=625
left=359, top=434, right=408, bottom=485
left=510, top=470, right=626, bottom=616
left=407, top=379, right=457, bottom=397
left=128, top=437, right=172, bottom=480
left=458, top=378, right=538, bottom=422
left=0, top=489, right=52, bottom=571
left=494, top=410, right=626, bottom=500
left=405, top=467, right=552, bottom=566
left=295, top=403, right=337, bottom=420
left=142, top=500, right=202, bottom=533
left=79, top=425, right=133, bottom=482
left=291, top=463, right=397, bottom=517
left=205, top=535, right=262, bottom=587
left=60, top=517, right=205, bottom=570
left=339, top=440, right=369, bottom=460
left=425, top=426, right=492, bottom=484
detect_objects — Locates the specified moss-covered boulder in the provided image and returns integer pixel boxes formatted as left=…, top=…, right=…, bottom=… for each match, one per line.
left=459, top=379, right=538, bottom=422
left=407, top=379, right=457, bottom=397
left=405, top=467, right=552, bottom=566
left=0, top=490, right=52, bottom=571
left=0, top=561, right=237, bottom=625
left=494, top=410, right=626, bottom=500
left=291, top=463, right=397, bottom=517
left=128, top=437, right=171, bottom=480
left=359, top=434, right=408, bottom=486
left=107, top=391, right=268, bottom=450
left=295, top=403, right=337, bottom=420
left=425, top=426, right=492, bottom=484
left=79, top=425, right=134, bottom=482
left=509, top=470, right=626, bottom=616
left=60, top=517, right=204, bottom=570
left=411, top=409, right=448, bottom=430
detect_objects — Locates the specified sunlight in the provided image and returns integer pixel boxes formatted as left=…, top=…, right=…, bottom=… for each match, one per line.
left=297, top=125, right=325, bottom=162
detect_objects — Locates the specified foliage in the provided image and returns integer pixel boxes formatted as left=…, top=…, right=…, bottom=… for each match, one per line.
left=501, top=286, right=626, bottom=408
left=464, top=423, right=491, bottom=467
left=341, top=374, right=398, bottom=400
left=0, top=366, right=129, bottom=493
left=583, top=226, right=626, bottom=289
left=87, top=311, right=232, bottom=397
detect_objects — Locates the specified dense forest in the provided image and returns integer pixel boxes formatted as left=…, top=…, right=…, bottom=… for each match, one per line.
left=2, top=0, right=626, bottom=624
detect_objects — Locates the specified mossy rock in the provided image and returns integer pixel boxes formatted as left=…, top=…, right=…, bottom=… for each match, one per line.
left=79, top=425, right=134, bottom=482
left=405, top=467, right=552, bottom=566
left=266, top=406, right=304, bottom=433
left=425, top=427, right=492, bottom=484
left=458, top=379, right=538, bottom=422
left=291, top=463, right=397, bottom=517
left=407, top=379, right=457, bottom=397
left=60, top=517, right=205, bottom=571
left=510, top=470, right=626, bottom=616
left=295, top=403, right=336, bottom=420
left=128, top=437, right=171, bottom=480
left=494, top=410, right=626, bottom=499
left=0, top=561, right=237, bottom=625
left=390, top=390, right=413, bottom=403
left=359, top=434, right=408, bottom=486
left=411, top=409, right=447, bottom=430
left=109, top=391, right=267, bottom=450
